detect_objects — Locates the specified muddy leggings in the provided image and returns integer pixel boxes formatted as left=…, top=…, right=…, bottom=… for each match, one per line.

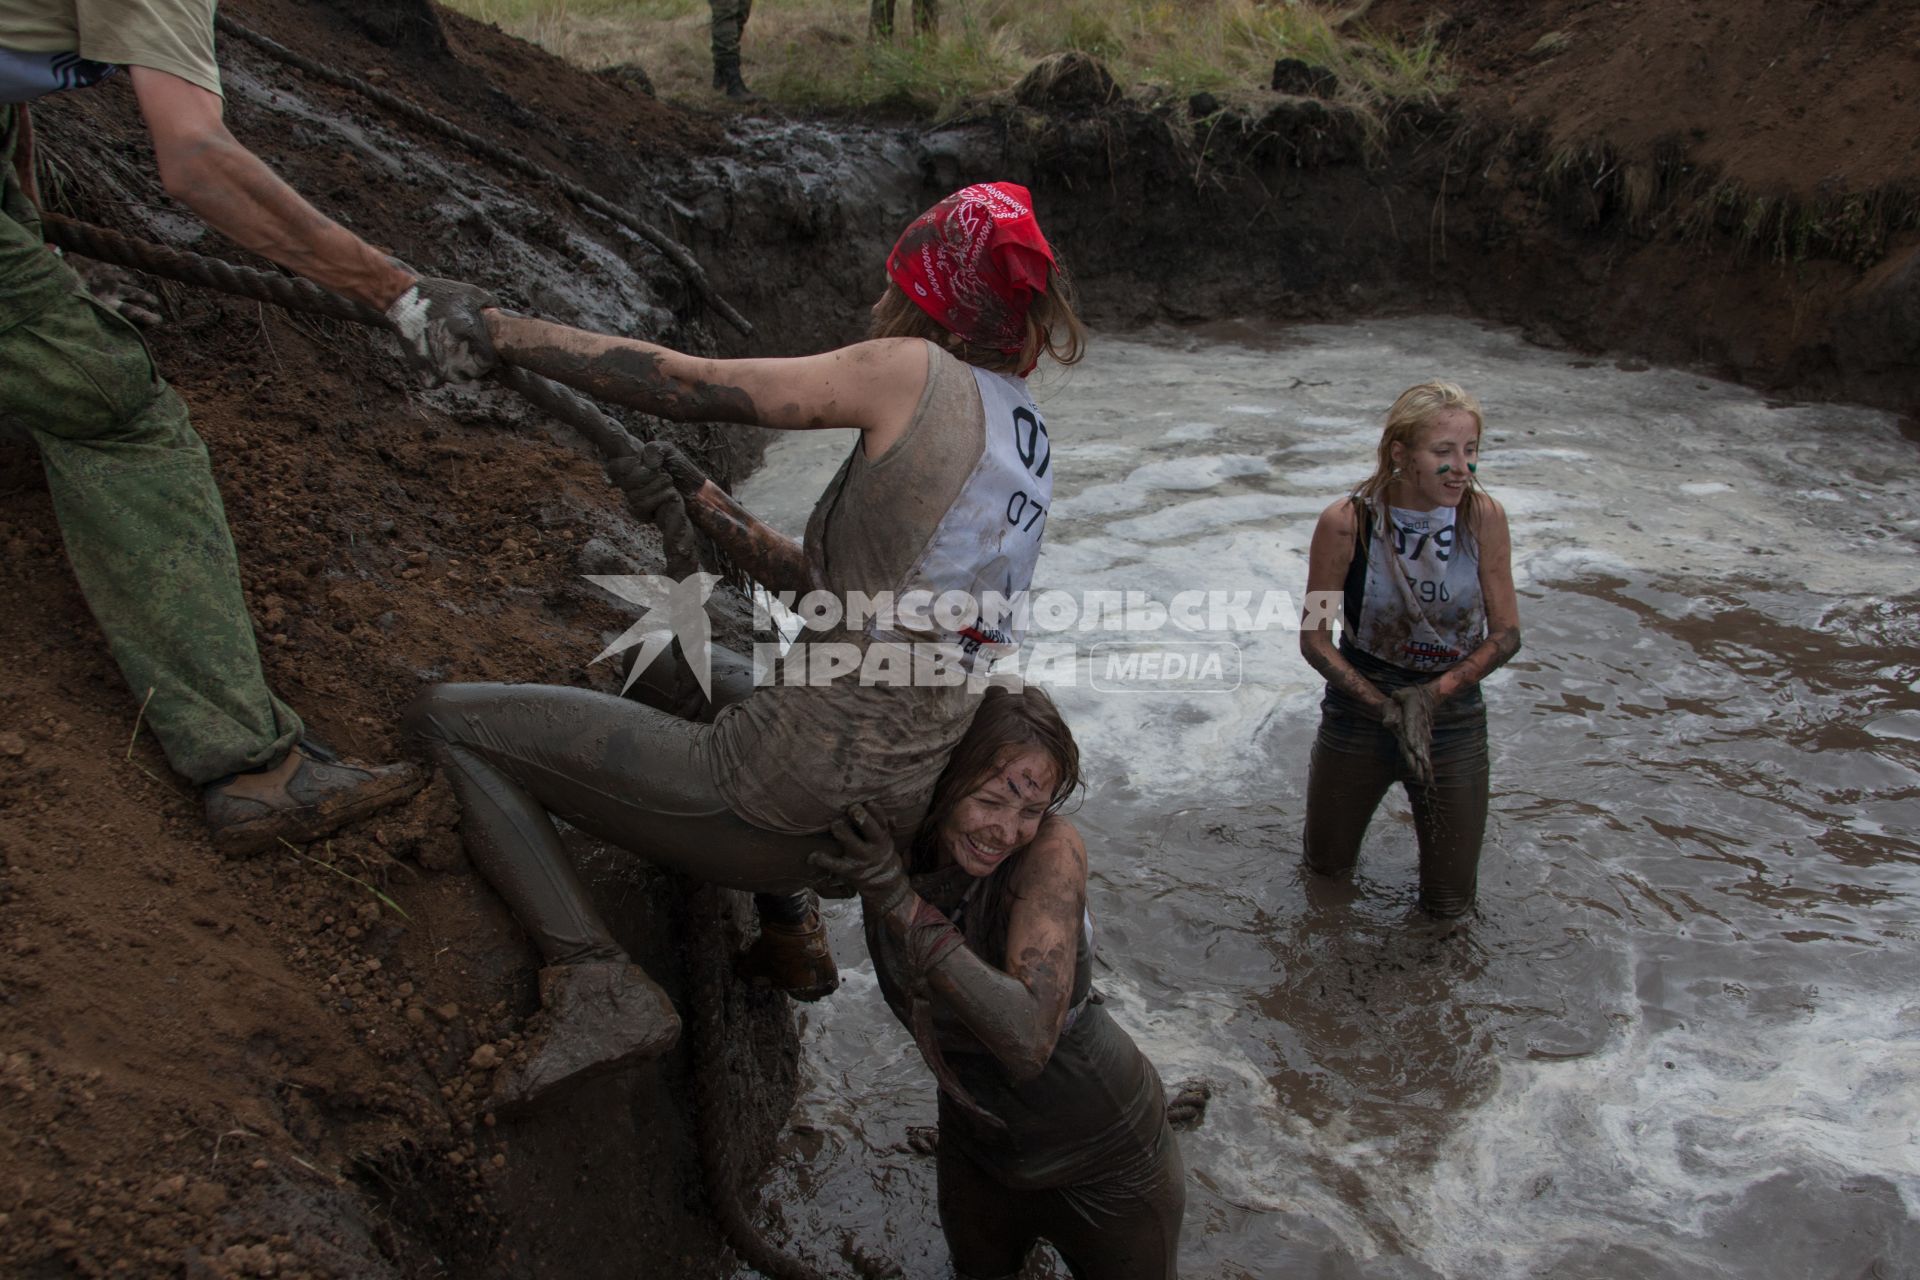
left=404, top=645, right=822, bottom=966
left=1301, top=688, right=1489, bottom=917
left=936, top=1121, right=1186, bottom=1280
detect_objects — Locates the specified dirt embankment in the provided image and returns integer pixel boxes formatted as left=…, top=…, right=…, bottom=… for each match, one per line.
left=2, top=2, right=816, bottom=1277
left=670, top=1, right=1920, bottom=418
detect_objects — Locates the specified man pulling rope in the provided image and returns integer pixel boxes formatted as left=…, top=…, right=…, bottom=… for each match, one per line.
left=1, top=0, right=494, bottom=855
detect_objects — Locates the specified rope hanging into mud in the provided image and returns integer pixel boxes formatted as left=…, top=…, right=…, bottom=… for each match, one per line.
left=688, top=891, right=850, bottom=1280
left=212, top=13, right=753, bottom=339
left=39, top=213, right=721, bottom=577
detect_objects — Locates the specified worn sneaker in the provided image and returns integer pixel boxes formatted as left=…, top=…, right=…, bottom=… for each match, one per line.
left=204, top=743, right=422, bottom=857
left=490, top=962, right=682, bottom=1113
left=733, top=910, right=840, bottom=1002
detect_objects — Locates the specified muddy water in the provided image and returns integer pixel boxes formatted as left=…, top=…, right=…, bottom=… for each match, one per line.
left=733, top=317, right=1920, bottom=1280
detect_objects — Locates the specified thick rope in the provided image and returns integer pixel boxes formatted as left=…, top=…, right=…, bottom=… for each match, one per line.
left=38, top=213, right=727, bottom=576
left=688, top=889, right=840, bottom=1280
left=213, top=12, right=753, bottom=339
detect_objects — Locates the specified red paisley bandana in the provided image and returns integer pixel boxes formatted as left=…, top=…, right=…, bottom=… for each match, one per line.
left=885, top=182, right=1057, bottom=355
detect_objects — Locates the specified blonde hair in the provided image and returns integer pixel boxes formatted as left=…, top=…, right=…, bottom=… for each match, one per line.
left=867, top=269, right=1087, bottom=376
left=1353, top=381, right=1486, bottom=543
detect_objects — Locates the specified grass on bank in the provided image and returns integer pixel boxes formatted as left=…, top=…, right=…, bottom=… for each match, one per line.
left=442, top=0, right=1452, bottom=118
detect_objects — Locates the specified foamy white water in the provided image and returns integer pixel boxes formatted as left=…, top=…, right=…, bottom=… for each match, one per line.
left=734, top=316, right=1920, bottom=1279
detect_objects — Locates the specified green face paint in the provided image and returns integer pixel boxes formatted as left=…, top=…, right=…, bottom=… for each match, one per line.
left=1436, top=464, right=1452, bottom=475
left=1467, top=463, right=1478, bottom=474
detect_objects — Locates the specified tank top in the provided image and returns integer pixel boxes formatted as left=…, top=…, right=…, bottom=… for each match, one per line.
left=866, top=364, right=1052, bottom=670
left=1342, top=496, right=1486, bottom=675
left=709, top=342, right=1052, bottom=836
left=866, top=863, right=1167, bottom=1190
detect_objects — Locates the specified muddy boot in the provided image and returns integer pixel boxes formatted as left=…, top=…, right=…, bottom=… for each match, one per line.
left=490, top=962, right=682, bottom=1113
left=714, top=54, right=756, bottom=101
left=734, top=893, right=839, bottom=1001
left=204, top=742, right=422, bottom=858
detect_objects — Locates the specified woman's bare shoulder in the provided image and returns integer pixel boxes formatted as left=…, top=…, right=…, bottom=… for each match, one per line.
left=1318, top=495, right=1359, bottom=532
left=1017, top=817, right=1087, bottom=888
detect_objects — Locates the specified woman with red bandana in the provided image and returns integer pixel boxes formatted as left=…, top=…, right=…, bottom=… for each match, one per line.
left=405, top=184, right=1085, bottom=1110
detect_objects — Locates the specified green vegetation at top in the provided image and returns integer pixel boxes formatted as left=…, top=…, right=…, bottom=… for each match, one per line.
left=443, top=0, right=1452, bottom=119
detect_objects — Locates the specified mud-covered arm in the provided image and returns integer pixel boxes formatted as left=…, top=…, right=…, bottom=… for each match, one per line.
left=1429, top=496, right=1522, bottom=704
left=912, top=823, right=1083, bottom=1081
left=1300, top=498, right=1393, bottom=720
left=484, top=312, right=930, bottom=454
left=610, top=442, right=809, bottom=595
left=817, top=809, right=1085, bottom=1083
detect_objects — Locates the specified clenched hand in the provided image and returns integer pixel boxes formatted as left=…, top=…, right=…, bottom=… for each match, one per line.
left=1383, top=684, right=1436, bottom=785
left=812, top=802, right=913, bottom=917
left=386, top=276, right=498, bottom=386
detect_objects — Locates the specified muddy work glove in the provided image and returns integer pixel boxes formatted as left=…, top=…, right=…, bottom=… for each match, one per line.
left=607, top=441, right=706, bottom=570
left=385, top=276, right=498, bottom=386
left=70, top=258, right=165, bottom=328
left=813, top=802, right=913, bottom=918
left=607, top=441, right=708, bottom=519
left=1382, top=684, right=1437, bottom=786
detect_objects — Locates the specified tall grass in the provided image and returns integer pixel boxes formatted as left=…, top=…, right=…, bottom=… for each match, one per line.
left=443, top=0, right=1452, bottom=117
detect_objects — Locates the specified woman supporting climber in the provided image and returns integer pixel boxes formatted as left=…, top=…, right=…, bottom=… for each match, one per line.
left=405, top=183, right=1084, bottom=1108
left=817, top=686, right=1185, bottom=1280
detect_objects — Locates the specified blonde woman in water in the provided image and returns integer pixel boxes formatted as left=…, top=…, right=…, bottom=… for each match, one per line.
left=1298, top=382, right=1522, bottom=916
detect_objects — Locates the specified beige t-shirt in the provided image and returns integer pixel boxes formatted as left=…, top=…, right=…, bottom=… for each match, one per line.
left=0, top=0, right=220, bottom=96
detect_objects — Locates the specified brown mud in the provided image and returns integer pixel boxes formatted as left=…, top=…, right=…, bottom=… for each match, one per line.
left=4, top=0, right=1917, bottom=1276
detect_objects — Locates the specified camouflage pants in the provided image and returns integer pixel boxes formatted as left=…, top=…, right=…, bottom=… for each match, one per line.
left=870, top=0, right=939, bottom=37
left=710, top=0, right=753, bottom=63
left=0, top=105, right=301, bottom=784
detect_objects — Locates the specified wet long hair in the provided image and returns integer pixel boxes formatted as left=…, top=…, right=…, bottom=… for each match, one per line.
left=908, top=684, right=1083, bottom=965
left=1351, top=380, right=1486, bottom=554
left=867, top=270, right=1088, bottom=377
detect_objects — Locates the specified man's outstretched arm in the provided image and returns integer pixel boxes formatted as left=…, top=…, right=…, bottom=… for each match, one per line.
left=128, top=65, right=493, bottom=382
left=129, top=65, right=413, bottom=310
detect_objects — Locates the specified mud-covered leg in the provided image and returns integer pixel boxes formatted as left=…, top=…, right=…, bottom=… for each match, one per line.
left=1048, top=1121, right=1188, bottom=1280
left=936, top=1138, right=1041, bottom=1280
left=1407, top=727, right=1490, bottom=918
left=405, top=686, right=682, bottom=1110
left=621, top=640, right=841, bottom=1000
left=1301, top=726, right=1397, bottom=880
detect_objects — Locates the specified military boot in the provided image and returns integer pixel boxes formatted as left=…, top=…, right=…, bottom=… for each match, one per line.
left=204, top=742, right=422, bottom=857
left=490, top=961, right=683, bottom=1113
left=713, top=54, right=757, bottom=101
